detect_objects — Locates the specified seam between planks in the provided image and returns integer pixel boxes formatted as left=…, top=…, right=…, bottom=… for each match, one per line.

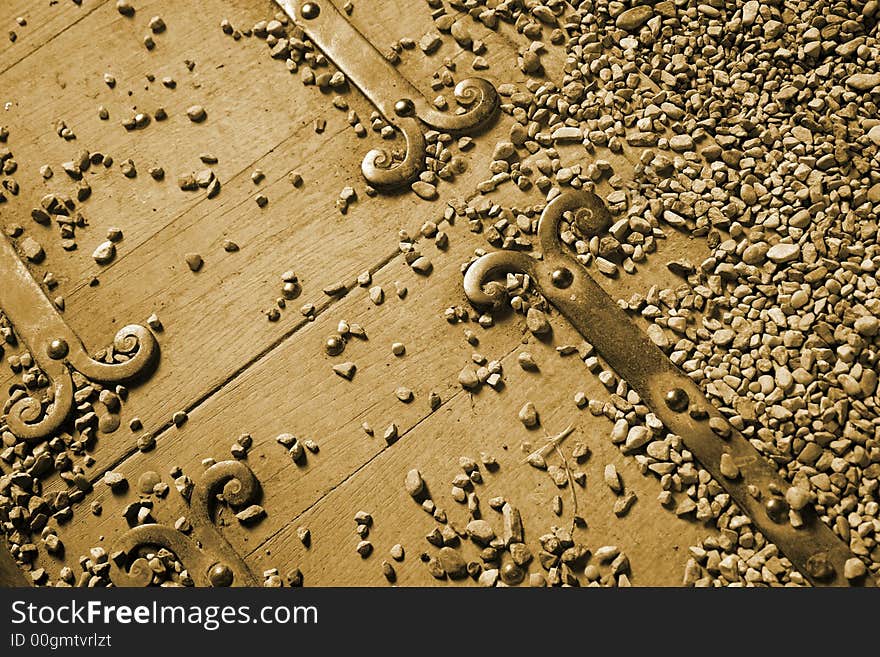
left=244, top=339, right=523, bottom=559
left=62, top=121, right=349, bottom=298
left=88, top=244, right=403, bottom=484
left=74, top=15, right=532, bottom=485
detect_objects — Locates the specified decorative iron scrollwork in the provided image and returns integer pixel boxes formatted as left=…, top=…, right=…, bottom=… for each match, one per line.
left=0, top=235, right=159, bottom=444
left=464, top=191, right=874, bottom=588
left=275, top=0, right=500, bottom=190
left=110, top=461, right=260, bottom=587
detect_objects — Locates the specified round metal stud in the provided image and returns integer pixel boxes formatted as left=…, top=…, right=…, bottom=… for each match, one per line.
left=500, top=562, right=524, bottom=586
left=664, top=387, right=689, bottom=412
left=764, top=496, right=789, bottom=524
left=394, top=98, right=415, bottom=117
left=46, top=338, right=69, bottom=360
left=300, top=2, right=320, bottom=19
left=550, top=267, right=573, bottom=289
left=282, top=281, right=299, bottom=300
left=208, top=563, right=234, bottom=587
left=325, top=334, right=345, bottom=356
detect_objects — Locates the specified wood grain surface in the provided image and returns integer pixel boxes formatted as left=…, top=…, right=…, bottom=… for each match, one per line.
left=2, top=0, right=717, bottom=586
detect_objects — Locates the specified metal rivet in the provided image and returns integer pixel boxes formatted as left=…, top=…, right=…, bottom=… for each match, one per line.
left=301, top=2, right=320, bottom=19
left=325, top=335, right=345, bottom=356
left=550, top=267, right=573, bottom=289
left=764, top=496, right=788, bottom=523
left=804, top=552, right=835, bottom=581
left=47, top=338, right=69, bottom=360
left=208, top=563, right=234, bottom=587
left=664, top=387, right=689, bottom=412
left=394, top=98, right=415, bottom=117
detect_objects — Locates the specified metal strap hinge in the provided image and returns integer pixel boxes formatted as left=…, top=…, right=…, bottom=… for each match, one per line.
left=274, top=0, right=500, bottom=190
left=0, top=234, right=159, bottom=444
left=110, top=461, right=260, bottom=587
left=464, top=191, right=876, bottom=588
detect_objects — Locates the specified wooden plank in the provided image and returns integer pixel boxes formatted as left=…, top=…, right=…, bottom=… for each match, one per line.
left=0, top=0, right=326, bottom=294
left=0, top=0, right=108, bottom=76
left=1, top=1, right=548, bottom=497
left=0, top=0, right=536, bottom=484
left=47, top=215, right=706, bottom=584
left=6, top=0, right=716, bottom=585
left=249, top=357, right=707, bottom=587
left=1, top=0, right=340, bottom=455
left=44, top=208, right=535, bottom=574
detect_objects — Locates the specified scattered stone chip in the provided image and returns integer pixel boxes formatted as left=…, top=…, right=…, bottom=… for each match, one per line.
left=719, top=453, right=740, bottom=480
left=404, top=469, right=425, bottom=498
left=844, top=558, right=867, bottom=581
left=518, top=401, right=538, bottom=428
left=116, top=1, right=135, bottom=17
left=383, top=423, right=398, bottom=444
left=92, top=241, right=116, bottom=265
left=438, top=546, right=467, bottom=579
left=526, top=308, right=550, bottom=336
left=613, top=491, right=638, bottom=517
left=465, top=519, right=495, bottom=545
left=186, top=105, right=207, bottom=122
left=180, top=252, right=202, bottom=272
left=604, top=464, right=622, bottom=494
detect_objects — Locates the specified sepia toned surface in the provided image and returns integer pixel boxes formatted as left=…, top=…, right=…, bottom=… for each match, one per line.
left=1, top=0, right=878, bottom=588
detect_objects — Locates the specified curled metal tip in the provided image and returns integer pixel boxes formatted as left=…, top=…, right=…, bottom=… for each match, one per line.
left=192, top=460, right=262, bottom=526
left=4, top=325, right=158, bottom=444
left=66, top=324, right=160, bottom=384
left=361, top=116, right=426, bottom=190
left=110, top=524, right=207, bottom=587
left=5, top=372, right=75, bottom=444
left=417, top=77, right=500, bottom=134
left=463, top=251, right=538, bottom=310
left=110, top=461, right=261, bottom=588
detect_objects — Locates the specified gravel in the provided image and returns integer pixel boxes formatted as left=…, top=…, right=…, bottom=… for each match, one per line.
left=603, top=464, right=622, bottom=494
left=613, top=491, right=637, bottom=518
left=332, top=362, right=356, bottom=380
left=235, top=504, right=266, bottom=525
left=518, top=401, right=539, bottom=428
left=525, top=308, right=550, bottom=336
left=4, top=0, right=880, bottom=591
left=404, top=469, right=425, bottom=498
left=446, top=0, right=880, bottom=587
left=91, top=241, right=116, bottom=265
left=116, top=1, right=135, bottom=17
left=184, top=253, right=203, bottom=272
left=478, top=568, right=499, bottom=587
left=465, top=519, right=495, bottom=546
left=438, top=546, right=468, bottom=579
left=186, top=105, right=207, bottom=123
